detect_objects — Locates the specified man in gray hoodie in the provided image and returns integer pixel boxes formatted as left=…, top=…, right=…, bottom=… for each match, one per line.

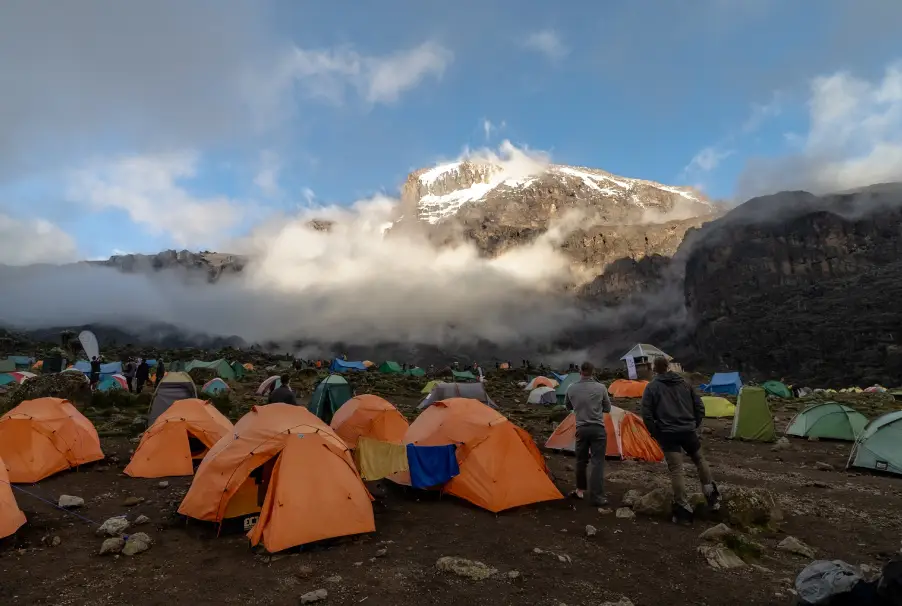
left=564, top=361, right=611, bottom=507
left=641, top=357, right=721, bottom=523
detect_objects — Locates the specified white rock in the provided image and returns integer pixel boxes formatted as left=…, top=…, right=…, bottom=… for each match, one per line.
left=122, top=532, right=152, bottom=556
left=158, top=481, right=169, bottom=489
left=777, top=536, right=815, bottom=559
left=96, top=516, right=130, bottom=537
left=507, top=570, right=521, bottom=579
left=134, top=515, right=151, bottom=525
left=585, top=524, right=597, bottom=537
left=300, top=589, right=328, bottom=604
left=435, top=556, right=498, bottom=580
left=698, top=545, right=746, bottom=570
left=699, top=523, right=734, bottom=542
left=615, top=508, right=636, bottom=520
left=58, top=495, right=84, bottom=509
left=326, top=575, right=342, bottom=583
left=99, top=537, right=125, bottom=555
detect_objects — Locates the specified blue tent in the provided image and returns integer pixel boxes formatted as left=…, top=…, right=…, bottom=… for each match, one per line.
left=329, top=359, right=368, bottom=373
left=73, top=360, right=123, bottom=377
left=96, top=375, right=126, bottom=392
left=702, top=372, right=743, bottom=396
left=550, top=372, right=568, bottom=383
left=6, top=356, right=32, bottom=369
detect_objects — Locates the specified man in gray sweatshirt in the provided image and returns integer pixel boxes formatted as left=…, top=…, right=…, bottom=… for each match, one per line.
left=641, top=357, right=721, bottom=523
left=564, top=361, right=611, bottom=507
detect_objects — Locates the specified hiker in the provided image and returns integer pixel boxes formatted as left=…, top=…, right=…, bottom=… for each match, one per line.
left=155, top=359, right=166, bottom=387
left=641, top=356, right=721, bottom=523
left=135, top=358, right=150, bottom=392
left=123, top=358, right=136, bottom=393
left=89, top=356, right=101, bottom=391
left=564, top=361, right=611, bottom=507
left=268, top=374, right=297, bottom=405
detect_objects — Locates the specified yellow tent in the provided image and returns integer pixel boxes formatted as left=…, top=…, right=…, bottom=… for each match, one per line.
left=702, top=396, right=735, bottom=418
left=421, top=380, right=440, bottom=394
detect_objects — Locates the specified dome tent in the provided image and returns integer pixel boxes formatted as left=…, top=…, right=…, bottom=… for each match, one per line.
left=608, top=379, right=648, bottom=398
left=544, top=407, right=664, bottom=462
left=0, top=456, right=26, bottom=538
left=202, top=378, right=229, bottom=395
left=309, top=375, right=353, bottom=424
left=786, top=402, right=868, bottom=441
left=847, top=411, right=902, bottom=476
left=762, top=380, right=792, bottom=399
left=527, top=386, right=557, bottom=405
left=147, top=372, right=198, bottom=426
left=330, top=395, right=409, bottom=449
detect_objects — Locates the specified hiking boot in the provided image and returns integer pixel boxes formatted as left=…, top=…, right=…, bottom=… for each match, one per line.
left=589, top=497, right=609, bottom=508
left=704, top=483, right=722, bottom=512
left=671, top=502, right=694, bottom=525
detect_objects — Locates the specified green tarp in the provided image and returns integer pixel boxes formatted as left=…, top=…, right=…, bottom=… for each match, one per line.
left=555, top=374, right=579, bottom=406
left=404, top=367, right=426, bottom=377
left=850, top=410, right=902, bottom=476
left=787, top=402, right=868, bottom=441
left=309, top=374, right=353, bottom=424
left=184, top=359, right=236, bottom=381
left=761, top=380, right=792, bottom=398
left=730, top=387, right=776, bottom=442
left=451, top=370, right=478, bottom=381
left=379, top=361, right=403, bottom=374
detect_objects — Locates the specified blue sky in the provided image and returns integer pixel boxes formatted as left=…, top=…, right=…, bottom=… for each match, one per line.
left=1, top=0, right=901, bottom=263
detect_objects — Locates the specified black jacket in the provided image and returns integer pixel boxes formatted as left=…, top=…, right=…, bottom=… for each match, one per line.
left=267, top=385, right=297, bottom=405
left=641, top=371, right=704, bottom=435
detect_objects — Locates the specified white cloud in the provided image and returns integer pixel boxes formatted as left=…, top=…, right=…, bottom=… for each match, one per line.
left=684, top=146, right=734, bottom=174
left=269, top=41, right=453, bottom=107
left=254, top=150, right=282, bottom=197
left=523, top=29, right=569, bottom=61
left=0, top=214, right=77, bottom=265
left=67, top=152, right=245, bottom=247
left=741, top=91, right=784, bottom=134
left=738, top=61, right=902, bottom=196
left=482, top=119, right=506, bottom=140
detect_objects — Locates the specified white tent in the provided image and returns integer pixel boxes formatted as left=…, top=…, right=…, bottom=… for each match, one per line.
left=527, top=386, right=557, bottom=405
left=620, top=344, right=672, bottom=361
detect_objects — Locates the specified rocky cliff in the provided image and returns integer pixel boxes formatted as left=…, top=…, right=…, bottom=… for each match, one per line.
left=682, top=184, right=902, bottom=386
left=86, top=249, right=247, bottom=282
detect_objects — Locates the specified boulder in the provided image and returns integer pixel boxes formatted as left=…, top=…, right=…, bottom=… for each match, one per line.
left=96, top=516, right=130, bottom=537
left=777, top=536, right=816, bottom=559
left=622, top=489, right=642, bottom=507
left=58, top=495, right=84, bottom=509
left=615, top=508, right=636, bottom=520
left=699, top=523, right=734, bottom=542
left=99, top=537, right=125, bottom=555
left=633, top=487, right=672, bottom=517
left=435, top=556, right=498, bottom=581
left=122, top=532, right=152, bottom=556
left=300, top=589, right=328, bottom=604
left=722, top=486, right=782, bottom=530
left=698, top=545, right=746, bottom=570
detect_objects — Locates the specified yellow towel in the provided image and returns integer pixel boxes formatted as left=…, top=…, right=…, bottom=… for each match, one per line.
left=355, top=436, right=408, bottom=481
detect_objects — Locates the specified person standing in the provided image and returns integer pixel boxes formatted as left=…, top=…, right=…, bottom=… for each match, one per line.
left=267, top=374, right=297, bottom=405
left=89, top=356, right=101, bottom=391
left=123, top=358, right=136, bottom=393
left=135, top=358, right=150, bottom=393
left=564, top=361, right=611, bottom=507
left=154, top=359, right=166, bottom=388
left=641, top=357, right=722, bottom=523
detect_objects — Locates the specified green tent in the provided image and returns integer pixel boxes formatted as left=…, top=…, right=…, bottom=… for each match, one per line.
left=0, top=359, right=16, bottom=373
left=184, top=359, right=236, bottom=381
left=230, top=361, right=246, bottom=379
left=309, top=374, right=353, bottom=424
left=451, top=370, right=477, bottom=382
left=730, top=387, right=776, bottom=442
left=761, top=380, right=792, bottom=398
left=849, top=411, right=902, bottom=476
left=555, top=374, right=579, bottom=406
left=379, top=361, right=403, bottom=374
left=404, top=367, right=426, bottom=377
left=787, top=402, right=868, bottom=441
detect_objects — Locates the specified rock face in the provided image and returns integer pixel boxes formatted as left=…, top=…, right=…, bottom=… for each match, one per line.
left=87, top=249, right=246, bottom=283
left=683, top=185, right=902, bottom=386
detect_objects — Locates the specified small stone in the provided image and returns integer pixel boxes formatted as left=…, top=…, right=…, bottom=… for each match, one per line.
left=699, top=523, right=734, bottom=542
left=533, top=547, right=544, bottom=554
left=123, top=496, right=144, bottom=507
left=698, top=545, right=746, bottom=570
left=435, top=556, right=498, bottom=580
left=375, top=548, right=387, bottom=558
left=622, top=489, right=642, bottom=507
left=507, top=570, right=521, bottom=579
left=122, top=532, right=152, bottom=556
left=597, top=507, right=614, bottom=515
left=296, top=565, right=314, bottom=578
left=777, top=536, right=815, bottom=559
left=132, top=416, right=145, bottom=426
left=299, top=588, right=328, bottom=604
left=815, top=461, right=835, bottom=472
left=564, top=464, right=574, bottom=472
left=600, top=599, right=635, bottom=606
left=352, top=562, right=363, bottom=567
left=58, top=495, right=84, bottom=509
left=615, top=508, right=636, bottom=520
left=772, top=437, right=791, bottom=451
left=808, top=436, right=820, bottom=442
left=134, top=515, right=151, bottom=525
left=158, top=481, right=169, bottom=489
left=325, top=575, right=342, bottom=583
left=51, top=536, right=61, bottom=547
left=557, top=554, right=572, bottom=563
left=811, top=481, right=831, bottom=489
left=585, top=524, right=597, bottom=537
left=99, top=537, right=125, bottom=555
left=96, top=516, right=130, bottom=537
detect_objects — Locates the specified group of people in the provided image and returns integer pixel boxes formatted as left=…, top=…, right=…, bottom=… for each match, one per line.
left=564, top=358, right=721, bottom=523
left=108, top=357, right=165, bottom=393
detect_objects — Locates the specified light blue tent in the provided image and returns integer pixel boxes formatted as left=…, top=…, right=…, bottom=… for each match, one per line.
left=329, top=359, right=368, bottom=373
left=702, top=372, right=743, bottom=396
left=6, top=356, right=32, bottom=370
left=73, top=360, right=123, bottom=377
left=96, top=375, right=126, bottom=392
left=202, top=378, right=229, bottom=395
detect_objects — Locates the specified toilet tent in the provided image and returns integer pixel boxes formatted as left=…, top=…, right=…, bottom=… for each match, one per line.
left=309, top=375, right=353, bottom=424
left=847, top=411, right=902, bottom=476
left=786, top=402, right=868, bottom=441
left=730, top=387, right=776, bottom=442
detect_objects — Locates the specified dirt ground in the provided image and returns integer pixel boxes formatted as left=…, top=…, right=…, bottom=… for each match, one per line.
left=2, top=378, right=901, bottom=606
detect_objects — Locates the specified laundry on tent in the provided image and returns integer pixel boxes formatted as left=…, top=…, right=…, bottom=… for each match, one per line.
left=184, top=359, right=237, bottom=381
left=0, top=398, right=104, bottom=483
left=147, top=372, right=198, bottom=426
left=555, top=373, right=580, bottom=406
left=354, top=437, right=409, bottom=481
left=330, top=394, right=409, bottom=449
left=202, top=378, right=230, bottom=395
left=418, top=382, right=496, bottom=410
left=608, top=379, right=649, bottom=398
left=0, top=455, right=26, bottom=539
left=786, top=402, right=868, bottom=442
left=178, top=404, right=374, bottom=553
left=527, top=386, right=557, bottom=405
left=524, top=376, right=558, bottom=391
left=309, top=375, right=353, bottom=423
left=847, top=411, right=902, bottom=476
left=255, top=375, right=282, bottom=395
left=378, top=361, right=403, bottom=374
left=730, top=387, right=776, bottom=442
left=0, top=371, right=36, bottom=386
left=329, top=359, right=368, bottom=373
left=393, top=398, right=563, bottom=512
left=761, top=380, right=792, bottom=398
left=544, top=407, right=664, bottom=462
left=125, top=398, right=233, bottom=478
left=701, top=372, right=743, bottom=396
left=702, top=396, right=736, bottom=418
left=407, top=443, right=460, bottom=489
left=96, top=374, right=128, bottom=392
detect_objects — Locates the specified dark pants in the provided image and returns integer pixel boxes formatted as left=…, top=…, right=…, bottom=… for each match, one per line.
left=657, top=430, right=714, bottom=506
left=575, top=423, right=606, bottom=504
left=136, top=378, right=146, bottom=392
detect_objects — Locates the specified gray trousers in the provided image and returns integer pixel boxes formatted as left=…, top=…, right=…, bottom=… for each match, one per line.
left=575, top=423, right=606, bottom=502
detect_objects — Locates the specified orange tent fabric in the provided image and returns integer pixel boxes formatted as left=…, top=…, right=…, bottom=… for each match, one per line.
left=0, top=456, right=26, bottom=538
left=609, top=379, right=649, bottom=398
left=0, top=398, right=104, bottom=483
left=124, top=399, right=234, bottom=478
left=179, top=404, right=374, bottom=552
left=394, top=398, right=563, bottom=512
left=330, top=395, right=409, bottom=449
left=526, top=376, right=556, bottom=390
left=545, top=407, right=664, bottom=462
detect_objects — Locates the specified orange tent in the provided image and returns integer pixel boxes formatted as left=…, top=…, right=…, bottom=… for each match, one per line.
left=609, top=379, right=649, bottom=398
left=525, top=376, right=557, bottom=390
left=124, top=399, right=234, bottom=478
left=179, top=404, right=374, bottom=553
left=393, top=398, right=563, bottom=512
left=330, top=395, right=409, bottom=449
left=545, top=407, right=664, bottom=462
left=0, top=456, right=26, bottom=538
left=0, top=398, right=104, bottom=483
